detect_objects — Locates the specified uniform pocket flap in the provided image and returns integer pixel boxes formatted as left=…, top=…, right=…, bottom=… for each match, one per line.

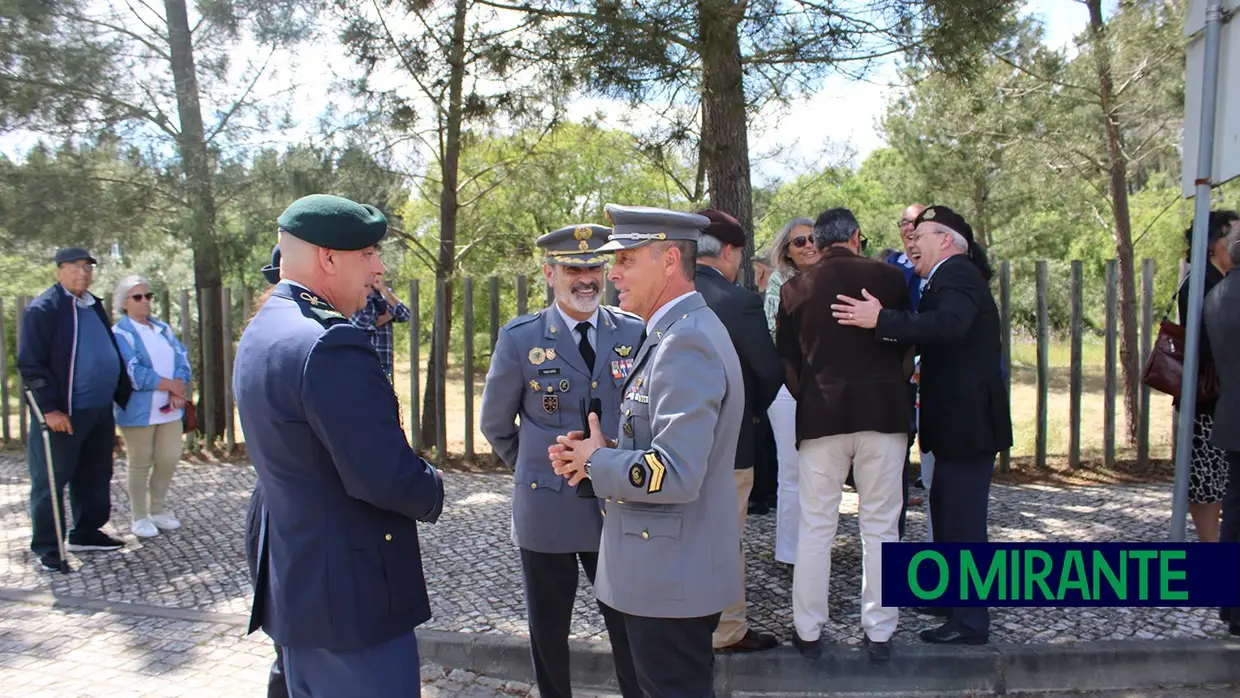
left=515, top=468, right=564, bottom=492
left=619, top=510, right=682, bottom=540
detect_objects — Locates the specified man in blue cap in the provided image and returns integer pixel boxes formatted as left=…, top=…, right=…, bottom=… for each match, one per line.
left=480, top=223, right=644, bottom=698
left=19, top=247, right=133, bottom=572
left=550, top=204, right=745, bottom=696
left=234, top=194, right=445, bottom=696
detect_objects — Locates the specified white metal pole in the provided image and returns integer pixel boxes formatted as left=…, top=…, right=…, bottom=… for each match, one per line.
left=1172, top=0, right=1225, bottom=541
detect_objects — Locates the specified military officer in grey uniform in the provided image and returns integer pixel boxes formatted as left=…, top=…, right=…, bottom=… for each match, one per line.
left=480, top=224, right=645, bottom=698
left=550, top=204, right=745, bottom=697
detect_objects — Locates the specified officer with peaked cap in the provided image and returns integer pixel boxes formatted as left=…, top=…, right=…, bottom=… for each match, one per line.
left=833, top=204, right=1011, bottom=646
left=480, top=223, right=644, bottom=698
left=234, top=194, right=445, bottom=697
left=550, top=204, right=746, bottom=696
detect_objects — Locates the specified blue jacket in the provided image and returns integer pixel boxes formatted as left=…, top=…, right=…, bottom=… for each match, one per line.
left=111, top=315, right=193, bottom=427
left=234, top=282, right=444, bottom=652
left=884, top=250, right=923, bottom=310
left=18, top=283, right=132, bottom=416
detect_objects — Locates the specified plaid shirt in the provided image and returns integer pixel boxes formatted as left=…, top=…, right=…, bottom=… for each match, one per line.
left=350, top=288, right=412, bottom=377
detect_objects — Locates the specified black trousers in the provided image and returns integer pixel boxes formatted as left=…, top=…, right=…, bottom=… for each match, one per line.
left=598, top=601, right=721, bottom=698
left=928, top=453, right=995, bottom=638
left=520, top=549, right=639, bottom=698
left=1222, top=452, right=1240, bottom=624
left=27, top=405, right=115, bottom=556
left=750, top=415, right=777, bottom=505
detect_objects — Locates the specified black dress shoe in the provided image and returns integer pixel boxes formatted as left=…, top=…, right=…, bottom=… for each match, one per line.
left=716, top=629, right=778, bottom=654
left=863, top=636, right=892, bottom=661
left=919, top=622, right=988, bottom=645
left=912, top=606, right=951, bottom=618
left=791, top=630, right=822, bottom=659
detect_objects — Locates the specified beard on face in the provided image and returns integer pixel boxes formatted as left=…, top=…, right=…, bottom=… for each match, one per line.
left=562, top=279, right=601, bottom=314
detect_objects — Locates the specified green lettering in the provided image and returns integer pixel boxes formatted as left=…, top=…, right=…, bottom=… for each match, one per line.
left=1092, top=550, right=1126, bottom=600
left=909, top=551, right=949, bottom=599
left=1129, top=550, right=1158, bottom=600
left=1024, top=550, right=1055, bottom=601
left=1159, top=550, right=1188, bottom=601
left=1011, top=546, right=1020, bottom=600
left=1057, top=551, right=1090, bottom=601
left=962, top=550, right=1005, bottom=601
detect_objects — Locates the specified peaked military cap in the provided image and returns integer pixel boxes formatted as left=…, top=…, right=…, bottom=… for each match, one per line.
left=277, top=194, right=388, bottom=251
left=261, top=245, right=281, bottom=285
left=697, top=209, right=747, bottom=248
left=597, top=204, right=710, bottom=252
left=915, top=205, right=974, bottom=245
left=536, top=224, right=611, bottom=267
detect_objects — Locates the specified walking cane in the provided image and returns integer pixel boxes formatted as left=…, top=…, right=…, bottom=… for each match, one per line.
left=25, top=389, right=71, bottom=574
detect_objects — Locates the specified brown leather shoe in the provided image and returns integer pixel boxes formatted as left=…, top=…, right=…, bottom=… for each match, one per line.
left=715, top=629, right=779, bottom=654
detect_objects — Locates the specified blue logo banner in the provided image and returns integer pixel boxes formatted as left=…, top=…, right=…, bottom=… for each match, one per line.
left=881, top=542, right=1240, bottom=607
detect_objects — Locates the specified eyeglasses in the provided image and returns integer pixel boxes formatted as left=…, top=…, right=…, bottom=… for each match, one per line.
left=898, top=218, right=914, bottom=228
left=859, top=234, right=869, bottom=252
left=791, top=235, right=812, bottom=248
left=131, top=292, right=154, bottom=302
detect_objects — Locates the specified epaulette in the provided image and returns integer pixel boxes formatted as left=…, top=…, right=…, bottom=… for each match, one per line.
left=501, top=310, right=542, bottom=332
left=605, top=305, right=642, bottom=322
left=292, top=289, right=349, bottom=328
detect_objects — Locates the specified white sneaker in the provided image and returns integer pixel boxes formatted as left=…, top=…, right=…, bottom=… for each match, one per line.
left=132, top=518, right=159, bottom=538
left=150, top=514, right=181, bottom=531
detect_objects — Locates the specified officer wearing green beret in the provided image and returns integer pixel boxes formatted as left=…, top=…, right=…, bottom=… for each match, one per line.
left=235, top=194, right=445, bottom=696
left=480, top=223, right=644, bottom=698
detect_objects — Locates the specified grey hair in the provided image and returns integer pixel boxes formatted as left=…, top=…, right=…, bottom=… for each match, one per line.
left=812, top=208, right=860, bottom=248
left=936, top=224, right=969, bottom=252
left=696, top=234, right=724, bottom=259
left=771, top=217, right=815, bottom=275
left=113, top=275, right=151, bottom=316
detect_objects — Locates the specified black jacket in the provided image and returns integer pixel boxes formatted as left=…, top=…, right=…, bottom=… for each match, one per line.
left=18, top=283, right=132, bottom=415
left=695, top=265, right=784, bottom=469
left=875, top=255, right=1012, bottom=459
left=1204, top=268, right=1240, bottom=451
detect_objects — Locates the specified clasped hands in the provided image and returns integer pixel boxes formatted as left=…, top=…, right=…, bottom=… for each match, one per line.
left=547, top=412, right=615, bottom=487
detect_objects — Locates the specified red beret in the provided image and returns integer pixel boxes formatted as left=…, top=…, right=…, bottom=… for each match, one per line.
left=696, top=209, right=747, bottom=248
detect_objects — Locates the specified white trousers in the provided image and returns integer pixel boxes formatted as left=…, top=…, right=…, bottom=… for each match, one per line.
left=769, top=386, right=799, bottom=564
left=792, top=431, right=907, bottom=643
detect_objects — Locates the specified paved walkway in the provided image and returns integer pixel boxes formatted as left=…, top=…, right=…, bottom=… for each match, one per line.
left=0, top=453, right=1234, bottom=695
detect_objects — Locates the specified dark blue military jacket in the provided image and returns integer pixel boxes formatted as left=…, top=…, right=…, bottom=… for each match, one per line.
left=235, top=282, right=444, bottom=652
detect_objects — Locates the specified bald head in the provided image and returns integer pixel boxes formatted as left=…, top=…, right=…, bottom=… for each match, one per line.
left=277, top=230, right=385, bottom=316
left=899, top=203, right=927, bottom=256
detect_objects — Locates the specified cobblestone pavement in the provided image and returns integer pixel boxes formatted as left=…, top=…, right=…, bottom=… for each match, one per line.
left=0, top=452, right=1235, bottom=695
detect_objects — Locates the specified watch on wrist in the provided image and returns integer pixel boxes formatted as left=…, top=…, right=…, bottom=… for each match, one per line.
left=584, top=459, right=593, bottom=477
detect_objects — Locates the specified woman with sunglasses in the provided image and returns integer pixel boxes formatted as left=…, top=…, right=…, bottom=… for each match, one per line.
left=764, top=217, right=823, bottom=567
left=112, top=275, right=193, bottom=539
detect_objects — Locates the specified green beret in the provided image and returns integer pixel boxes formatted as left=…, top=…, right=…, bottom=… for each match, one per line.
left=277, top=194, right=388, bottom=251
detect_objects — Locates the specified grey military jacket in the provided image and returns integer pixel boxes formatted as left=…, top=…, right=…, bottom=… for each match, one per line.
left=587, top=293, right=744, bottom=619
left=480, top=304, right=645, bottom=553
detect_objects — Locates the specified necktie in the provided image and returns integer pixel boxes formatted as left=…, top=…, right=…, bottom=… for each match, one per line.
left=637, top=329, right=647, bottom=351
left=576, top=321, right=595, bottom=372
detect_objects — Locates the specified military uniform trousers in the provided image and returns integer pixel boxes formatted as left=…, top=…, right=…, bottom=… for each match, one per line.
left=928, top=453, right=995, bottom=639
left=519, top=548, right=640, bottom=698
left=600, top=602, right=722, bottom=698
left=282, top=630, right=420, bottom=698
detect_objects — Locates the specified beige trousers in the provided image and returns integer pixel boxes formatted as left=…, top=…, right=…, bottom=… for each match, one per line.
left=121, top=422, right=183, bottom=519
left=713, top=467, right=754, bottom=648
left=792, top=431, right=907, bottom=643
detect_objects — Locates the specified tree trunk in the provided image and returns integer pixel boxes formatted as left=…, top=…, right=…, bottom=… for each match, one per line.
left=1087, top=0, right=1140, bottom=447
left=165, top=0, right=224, bottom=441
left=698, top=0, right=755, bottom=289
left=418, top=0, right=468, bottom=454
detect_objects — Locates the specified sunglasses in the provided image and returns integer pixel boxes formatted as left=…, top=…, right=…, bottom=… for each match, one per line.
left=131, top=292, right=155, bottom=302
left=791, top=235, right=812, bottom=248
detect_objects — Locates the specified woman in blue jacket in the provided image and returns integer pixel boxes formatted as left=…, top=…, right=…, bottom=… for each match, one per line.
left=112, top=276, right=192, bottom=538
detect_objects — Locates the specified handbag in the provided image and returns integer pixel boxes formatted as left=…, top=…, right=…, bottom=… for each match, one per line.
left=1142, top=277, right=1220, bottom=404
left=182, top=401, right=198, bottom=434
